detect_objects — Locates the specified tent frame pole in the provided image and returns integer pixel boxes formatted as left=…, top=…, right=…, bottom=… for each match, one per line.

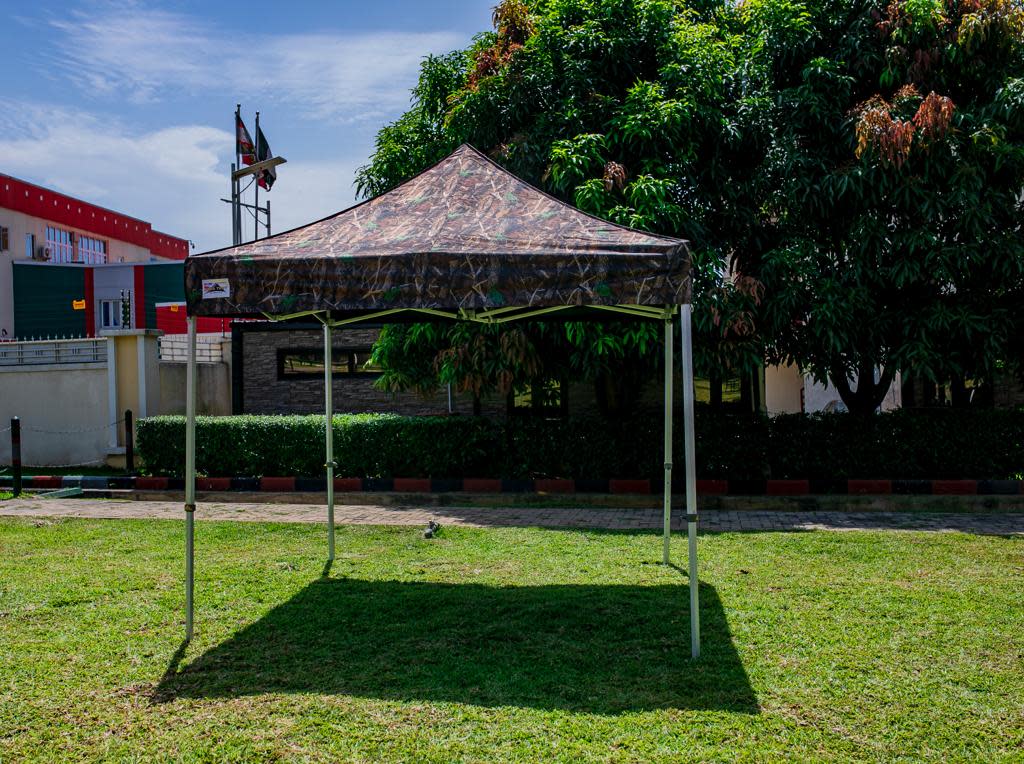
left=681, top=304, right=700, bottom=659
left=184, top=315, right=197, bottom=642
left=324, top=319, right=336, bottom=563
left=662, top=312, right=673, bottom=564
left=184, top=302, right=693, bottom=648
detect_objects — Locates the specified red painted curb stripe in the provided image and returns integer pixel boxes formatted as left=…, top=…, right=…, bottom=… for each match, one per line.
left=462, top=478, right=502, bottom=492
left=535, top=478, right=574, bottom=494
left=393, top=477, right=431, bottom=492
left=197, top=477, right=231, bottom=491
left=136, top=477, right=168, bottom=490
left=609, top=479, right=651, bottom=494
left=932, top=480, right=977, bottom=495
left=333, top=477, right=362, bottom=492
left=767, top=479, right=810, bottom=496
left=696, top=479, right=728, bottom=495
left=260, top=477, right=296, bottom=491
left=848, top=479, right=892, bottom=495
left=33, top=474, right=1012, bottom=497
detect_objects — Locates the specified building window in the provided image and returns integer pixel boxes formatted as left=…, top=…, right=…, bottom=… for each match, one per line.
left=25, top=233, right=34, bottom=259
left=45, top=225, right=75, bottom=263
left=77, top=235, right=107, bottom=264
left=99, top=299, right=124, bottom=330
left=277, top=348, right=381, bottom=379
left=509, top=378, right=567, bottom=417
left=0, top=226, right=8, bottom=251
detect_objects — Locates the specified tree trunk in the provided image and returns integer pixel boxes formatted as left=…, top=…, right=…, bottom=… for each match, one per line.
left=950, top=376, right=971, bottom=408
left=831, top=362, right=896, bottom=416
left=709, top=370, right=723, bottom=410
left=595, top=366, right=646, bottom=419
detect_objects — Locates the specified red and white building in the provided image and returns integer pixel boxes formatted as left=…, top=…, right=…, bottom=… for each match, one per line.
left=0, top=173, right=189, bottom=339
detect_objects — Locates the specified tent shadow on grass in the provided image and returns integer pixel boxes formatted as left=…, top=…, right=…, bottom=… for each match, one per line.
left=155, top=578, right=757, bottom=714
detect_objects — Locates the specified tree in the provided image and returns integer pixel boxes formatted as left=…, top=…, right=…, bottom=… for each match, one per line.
left=370, top=319, right=663, bottom=416
left=358, top=0, right=767, bottom=413
left=743, top=0, right=1024, bottom=413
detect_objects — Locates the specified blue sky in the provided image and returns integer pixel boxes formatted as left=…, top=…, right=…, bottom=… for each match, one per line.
left=0, top=0, right=494, bottom=251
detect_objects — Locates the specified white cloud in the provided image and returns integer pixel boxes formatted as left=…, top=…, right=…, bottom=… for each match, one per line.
left=2, top=5, right=454, bottom=251
left=0, top=102, right=367, bottom=252
left=0, top=103, right=229, bottom=248
left=46, top=3, right=457, bottom=120
left=265, top=158, right=365, bottom=236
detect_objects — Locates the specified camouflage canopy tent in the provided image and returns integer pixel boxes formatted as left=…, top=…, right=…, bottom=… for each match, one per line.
left=181, top=144, right=701, bottom=657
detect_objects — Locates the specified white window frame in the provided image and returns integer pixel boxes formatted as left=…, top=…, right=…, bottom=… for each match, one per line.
left=99, top=299, right=124, bottom=330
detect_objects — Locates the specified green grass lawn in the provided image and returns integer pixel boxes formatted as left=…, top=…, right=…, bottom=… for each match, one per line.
left=0, top=518, right=1021, bottom=762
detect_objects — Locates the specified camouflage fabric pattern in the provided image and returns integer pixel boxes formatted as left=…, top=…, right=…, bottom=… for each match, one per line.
left=186, top=144, right=690, bottom=317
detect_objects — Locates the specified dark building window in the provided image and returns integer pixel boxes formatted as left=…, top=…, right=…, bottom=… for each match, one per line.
left=277, top=348, right=381, bottom=379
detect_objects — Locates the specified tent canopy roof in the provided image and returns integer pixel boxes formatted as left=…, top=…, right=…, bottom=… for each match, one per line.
left=186, top=144, right=690, bottom=320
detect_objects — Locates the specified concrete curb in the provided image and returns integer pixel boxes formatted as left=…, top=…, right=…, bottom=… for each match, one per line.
left=18, top=488, right=1023, bottom=513
left=4, top=475, right=1023, bottom=497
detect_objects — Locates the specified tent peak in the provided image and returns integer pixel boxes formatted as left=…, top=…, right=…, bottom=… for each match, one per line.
left=186, top=142, right=690, bottom=317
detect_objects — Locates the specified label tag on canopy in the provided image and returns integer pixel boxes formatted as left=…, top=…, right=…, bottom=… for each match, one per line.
left=201, top=279, right=230, bottom=299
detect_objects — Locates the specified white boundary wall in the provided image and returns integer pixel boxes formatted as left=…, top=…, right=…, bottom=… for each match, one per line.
left=0, top=361, right=113, bottom=466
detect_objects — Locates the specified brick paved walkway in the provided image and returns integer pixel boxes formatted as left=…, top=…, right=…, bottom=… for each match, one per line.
left=1, top=497, right=1022, bottom=535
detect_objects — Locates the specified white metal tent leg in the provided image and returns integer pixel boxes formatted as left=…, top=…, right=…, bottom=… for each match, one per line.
left=324, top=321, right=335, bottom=563
left=681, top=304, right=700, bottom=659
left=662, top=314, right=674, bottom=564
left=184, top=315, right=197, bottom=642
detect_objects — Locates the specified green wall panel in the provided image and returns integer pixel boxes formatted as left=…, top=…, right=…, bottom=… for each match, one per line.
left=13, top=265, right=86, bottom=339
left=143, top=263, right=185, bottom=329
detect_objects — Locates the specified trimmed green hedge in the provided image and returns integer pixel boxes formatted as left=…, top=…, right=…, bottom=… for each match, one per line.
left=137, top=409, right=1024, bottom=480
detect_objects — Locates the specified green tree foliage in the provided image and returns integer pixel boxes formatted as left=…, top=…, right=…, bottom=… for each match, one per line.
left=358, top=0, right=1024, bottom=416
left=746, top=0, right=1024, bottom=413
left=358, top=0, right=766, bottom=413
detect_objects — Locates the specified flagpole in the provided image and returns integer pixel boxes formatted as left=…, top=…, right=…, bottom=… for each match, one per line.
left=230, top=162, right=238, bottom=246
left=254, top=111, right=260, bottom=242
left=234, top=104, right=242, bottom=246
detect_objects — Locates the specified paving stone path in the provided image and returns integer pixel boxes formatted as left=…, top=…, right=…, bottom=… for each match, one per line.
left=2, top=497, right=1022, bottom=535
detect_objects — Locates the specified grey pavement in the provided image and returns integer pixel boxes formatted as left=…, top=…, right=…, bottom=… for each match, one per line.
left=1, top=497, right=1022, bottom=535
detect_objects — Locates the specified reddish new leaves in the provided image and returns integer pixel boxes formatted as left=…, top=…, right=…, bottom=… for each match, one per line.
left=855, top=90, right=954, bottom=166
left=466, top=0, right=535, bottom=90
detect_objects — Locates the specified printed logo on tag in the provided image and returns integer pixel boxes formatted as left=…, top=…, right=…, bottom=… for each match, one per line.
left=201, top=278, right=230, bottom=299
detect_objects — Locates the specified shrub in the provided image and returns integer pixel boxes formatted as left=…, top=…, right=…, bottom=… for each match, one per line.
left=137, top=409, right=1024, bottom=480
left=137, top=414, right=500, bottom=478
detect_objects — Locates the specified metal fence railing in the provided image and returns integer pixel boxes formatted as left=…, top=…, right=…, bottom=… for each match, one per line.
left=3, top=411, right=136, bottom=497
left=158, top=334, right=225, bottom=363
left=0, top=337, right=107, bottom=367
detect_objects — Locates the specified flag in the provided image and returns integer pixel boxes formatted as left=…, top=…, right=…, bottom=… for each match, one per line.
left=256, top=123, right=277, bottom=191
left=236, top=114, right=256, bottom=165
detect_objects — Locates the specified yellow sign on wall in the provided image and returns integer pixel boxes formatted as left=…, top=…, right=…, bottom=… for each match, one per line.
left=72, top=299, right=86, bottom=310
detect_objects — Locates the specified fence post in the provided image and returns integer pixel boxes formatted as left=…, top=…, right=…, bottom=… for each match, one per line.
left=124, top=409, right=135, bottom=474
left=11, top=417, right=21, bottom=497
